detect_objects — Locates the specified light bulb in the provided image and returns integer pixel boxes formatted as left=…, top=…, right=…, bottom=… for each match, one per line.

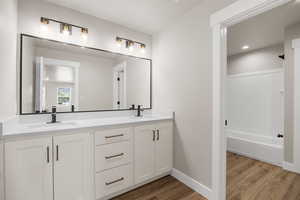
left=81, top=28, right=88, bottom=40
left=116, top=37, right=122, bottom=48
left=126, top=40, right=134, bottom=52
left=40, top=17, right=49, bottom=32
left=140, top=44, right=146, bottom=54
left=40, top=24, right=48, bottom=32
left=61, top=23, right=71, bottom=36
left=129, top=46, right=134, bottom=52
left=63, top=29, right=69, bottom=35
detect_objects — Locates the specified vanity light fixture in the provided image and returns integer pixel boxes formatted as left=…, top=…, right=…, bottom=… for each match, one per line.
left=116, top=36, right=146, bottom=53
left=40, top=17, right=88, bottom=39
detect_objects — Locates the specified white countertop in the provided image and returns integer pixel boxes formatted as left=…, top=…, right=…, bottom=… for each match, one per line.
left=1, top=114, right=173, bottom=138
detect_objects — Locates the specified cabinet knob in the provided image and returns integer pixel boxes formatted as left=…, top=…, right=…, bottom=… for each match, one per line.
left=157, top=130, right=160, bottom=141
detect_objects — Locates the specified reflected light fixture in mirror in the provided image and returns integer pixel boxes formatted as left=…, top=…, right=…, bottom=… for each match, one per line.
left=40, top=17, right=49, bottom=32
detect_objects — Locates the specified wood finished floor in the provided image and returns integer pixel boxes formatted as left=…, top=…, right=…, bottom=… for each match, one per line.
left=112, top=175, right=206, bottom=200
left=112, top=153, right=300, bottom=200
left=227, top=152, right=300, bottom=200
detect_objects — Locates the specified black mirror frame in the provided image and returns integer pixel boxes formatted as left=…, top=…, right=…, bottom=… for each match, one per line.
left=19, top=33, right=152, bottom=115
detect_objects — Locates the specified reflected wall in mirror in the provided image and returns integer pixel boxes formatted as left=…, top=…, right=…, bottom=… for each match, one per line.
left=20, top=34, right=151, bottom=114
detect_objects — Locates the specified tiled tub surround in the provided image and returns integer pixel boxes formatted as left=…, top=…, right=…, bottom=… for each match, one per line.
left=0, top=111, right=173, bottom=200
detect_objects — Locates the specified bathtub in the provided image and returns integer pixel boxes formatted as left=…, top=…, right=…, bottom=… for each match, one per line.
left=226, top=129, right=283, bottom=166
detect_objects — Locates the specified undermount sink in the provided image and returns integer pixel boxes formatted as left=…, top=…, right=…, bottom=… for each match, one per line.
left=27, top=121, right=78, bottom=129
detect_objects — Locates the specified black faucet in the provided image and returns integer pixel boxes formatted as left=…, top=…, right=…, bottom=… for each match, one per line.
left=130, top=104, right=135, bottom=110
left=137, top=105, right=144, bottom=117
left=50, top=106, right=57, bottom=123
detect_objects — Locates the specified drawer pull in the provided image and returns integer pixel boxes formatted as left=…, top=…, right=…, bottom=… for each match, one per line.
left=105, top=134, right=124, bottom=139
left=105, top=177, right=124, bottom=186
left=153, top=130, right=156, bottom=141
left=105, top=153, right=124, bottom=160
left=46, top=146, right=50, bottom=163
left=56, top=145, right=59, bottom=161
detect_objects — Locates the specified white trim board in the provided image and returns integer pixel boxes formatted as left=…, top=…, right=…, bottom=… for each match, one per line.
left=171, top=168, right=211, bottom=200
left=227, top=68, right=283, bottom=78
left=210, top=0, right=293, bottom=200
left=293, top=38, right=300, bottom=174
left=283, top=161, right=299, bottom=174
left=210, top=0, right=292, bottom=27
left=227, top=137, right=283, bottom=167
left=292, top=39, right=300, bottom=48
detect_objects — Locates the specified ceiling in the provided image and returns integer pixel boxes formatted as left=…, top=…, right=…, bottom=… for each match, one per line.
left=44, top=0, right=203, bottom=34
left=228, top=1, right=300, bottom=56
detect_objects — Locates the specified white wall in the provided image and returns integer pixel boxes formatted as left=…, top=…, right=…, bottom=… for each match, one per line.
left=18, top=0, right=152, bottom=59
left=0, top=0, right=18, bottom=120
left=226, top=70, right=284, bottom=140
left=284, top=22, right=300, bottom=163
left=152, top=0, right=237, bottom=187
left=0, top=0, right=17, bottom=196
left=228, top=44, right=284, bottom=75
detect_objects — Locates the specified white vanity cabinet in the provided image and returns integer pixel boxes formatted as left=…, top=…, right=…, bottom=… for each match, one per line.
left=94, top=128, right=133, bottom=199
left=134, top=122, right=173, bottom=184
left=5, top=133, right=92, bottom=200
left=53, top=133, right=92, bottom=200
left=5, top=137, right=53, bottom=200
left=3, top=117, right=173, bottom=200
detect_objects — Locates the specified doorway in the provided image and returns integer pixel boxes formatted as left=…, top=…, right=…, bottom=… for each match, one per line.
left=210, top=0, right=300, bottom=199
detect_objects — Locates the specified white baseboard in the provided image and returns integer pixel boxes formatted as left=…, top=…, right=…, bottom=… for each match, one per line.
left=227, top=135, right=283, bottom=167
left=171, top=168, right=211, bottom=200
left=283, top=161, right=299, bottom=174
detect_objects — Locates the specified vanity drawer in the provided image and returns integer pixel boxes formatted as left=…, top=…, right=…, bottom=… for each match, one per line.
left=95, top=141, right=132, bottom=172
left=95, top=164, right=133, bottom=199
left=95, top=128, right=132, bottom=145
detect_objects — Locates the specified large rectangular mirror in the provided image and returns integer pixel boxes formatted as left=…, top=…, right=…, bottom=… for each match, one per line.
left=20, top=34, right=151, bottom=114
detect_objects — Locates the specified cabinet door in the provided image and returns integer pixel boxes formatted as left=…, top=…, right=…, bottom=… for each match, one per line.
left=155, top=122, right=173, bottom=175
left=134, top=124, right=156, bottom=184
left=53, top=133, right=92, bottom=200
left=5, top=137, right=53, bottom=200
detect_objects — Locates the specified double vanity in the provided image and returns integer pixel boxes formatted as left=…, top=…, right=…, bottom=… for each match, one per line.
left=1, top=113, right=173, bottom=200
left=0, top=32, right=173, bottom=200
